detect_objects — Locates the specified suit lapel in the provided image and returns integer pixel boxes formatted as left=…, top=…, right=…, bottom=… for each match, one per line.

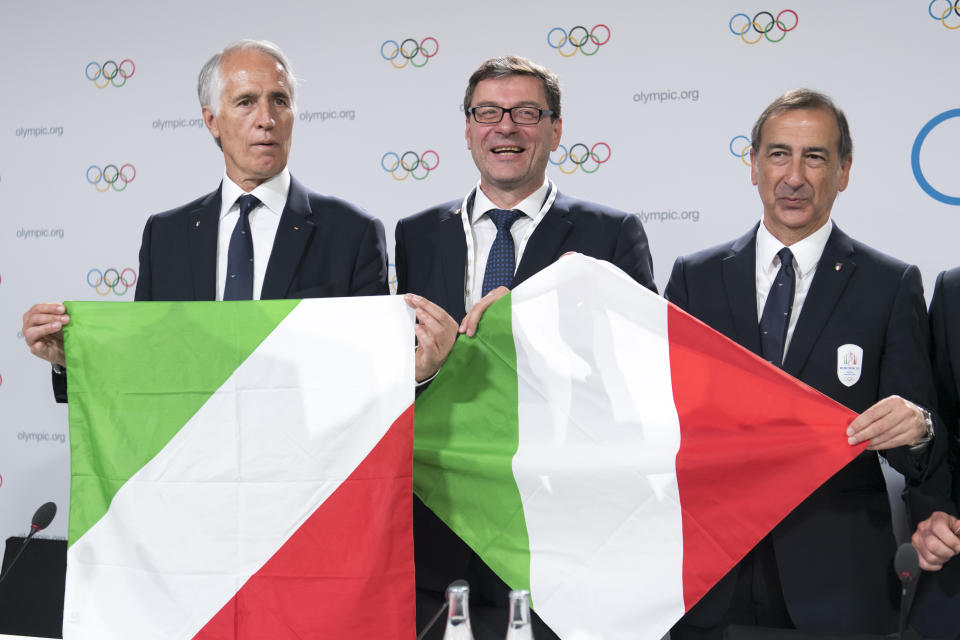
left=434, top=204, right=468, bottom=317
left=262, top=176, right=315, bottom=299
left=782, top=225, right=856, bottom=377
left=513, top=194, right=573, bottom=285
left=188, top=187, right=221, bottom=301
left=722, top=225, right=763, bottom=356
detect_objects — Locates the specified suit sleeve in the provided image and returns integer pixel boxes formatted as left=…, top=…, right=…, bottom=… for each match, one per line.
left=349, top=216, right=389, bottom=296
left=394, top=219, right=409, bottom=295
left=663, top=256, right=689, bottom=311
left=135, top=214, right=154, bottom=302
left=880, top=265, right=952, bottom=521
left=926, top=271, right=960, bottom=512
left=931, top=272, right=960, bottom=452
left=612, top=214, right=657, bottom=294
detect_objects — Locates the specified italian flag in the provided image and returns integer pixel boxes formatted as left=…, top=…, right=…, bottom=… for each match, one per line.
left=62, top=297, right=416, bottom=639
left=414, top=254, right=864, bottom=640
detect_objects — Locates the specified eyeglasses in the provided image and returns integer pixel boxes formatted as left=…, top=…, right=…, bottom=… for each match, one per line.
left=468, top=105, right=555, bottom=125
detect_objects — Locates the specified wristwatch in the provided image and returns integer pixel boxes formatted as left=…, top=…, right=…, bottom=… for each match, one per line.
left=915, top=407, right=934, bottom=446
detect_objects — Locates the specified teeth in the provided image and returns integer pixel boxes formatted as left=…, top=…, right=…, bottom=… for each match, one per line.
left=493, top=146, right=522, bottom=153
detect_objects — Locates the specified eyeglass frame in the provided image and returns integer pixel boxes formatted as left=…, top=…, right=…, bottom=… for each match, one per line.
left=467, top=105, right=556, bottom=125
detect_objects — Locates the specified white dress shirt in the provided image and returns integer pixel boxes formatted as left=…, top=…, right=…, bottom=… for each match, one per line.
left=755, top=218, right=833, bottom=362
left=465, top=179, right=550, bottom=310
left=216, top=168, right=290, bottom=300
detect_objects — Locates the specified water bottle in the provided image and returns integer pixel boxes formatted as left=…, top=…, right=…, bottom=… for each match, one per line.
left=442, top=580, right=475, bottom=640
left=505, top=589, right=534, bottom=639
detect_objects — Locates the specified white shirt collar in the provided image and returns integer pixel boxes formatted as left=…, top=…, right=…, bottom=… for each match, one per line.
left=219, top=168, right=291, bottom=219
left=757, top=218, right=833, bottom=278
left=472, top=178, right=550, bottom=222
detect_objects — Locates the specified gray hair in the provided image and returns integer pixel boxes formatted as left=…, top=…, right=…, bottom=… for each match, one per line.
left=197, top=39, right=297, bottom=115
left=751, top=88, right=853, bottom=163
left=463, top=55, right=561, bottom=119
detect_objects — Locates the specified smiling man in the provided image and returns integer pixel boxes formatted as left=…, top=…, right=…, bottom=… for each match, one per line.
left=665, top=89, right=947, bottom=637
left=395, top=55, right=655, bottom=640
left=22, top=40, right=388, bottom=400
left=397, top=55, right=655, bottom=384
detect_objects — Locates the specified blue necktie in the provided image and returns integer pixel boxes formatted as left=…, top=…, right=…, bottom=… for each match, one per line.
left=223, top=194, right=261, bottom=300
left=759, top=247, right=795, bottom=366
left=481, top=209, right=525, bottom=296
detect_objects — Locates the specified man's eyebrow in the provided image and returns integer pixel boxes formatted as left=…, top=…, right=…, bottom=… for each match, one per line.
left=802, top=145, right=831, bottom=156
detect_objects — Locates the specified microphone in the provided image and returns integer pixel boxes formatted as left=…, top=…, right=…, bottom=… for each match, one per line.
left=894, top=542, right=920, bottom=640
left=416, top=579, right=468, bottom=640
left=0, top=502, right=57, bottom=586
left=31, top=502, right=57, bottom=533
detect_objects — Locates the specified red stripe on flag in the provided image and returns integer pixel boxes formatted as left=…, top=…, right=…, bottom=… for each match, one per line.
left=667, top=304, right=863, bottom=610
left=196, top=404, right=416, bottom=639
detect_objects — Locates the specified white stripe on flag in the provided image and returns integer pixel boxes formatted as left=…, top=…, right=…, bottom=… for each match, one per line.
left=64, top=297, right=414, bottom=640
left=512, top=257, right=685, bottom=640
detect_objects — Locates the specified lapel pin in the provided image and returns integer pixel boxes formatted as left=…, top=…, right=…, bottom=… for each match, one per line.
left=834, top=262, right=842, bottom=271
left=195, top=221, right=200, bottom=227
left=455, top=208, right=462, bottom=216
left=293, top=226, right=300, bottom=231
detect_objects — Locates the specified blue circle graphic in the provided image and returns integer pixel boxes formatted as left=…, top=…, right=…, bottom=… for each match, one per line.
left=911, top=109, right=960, bottom=206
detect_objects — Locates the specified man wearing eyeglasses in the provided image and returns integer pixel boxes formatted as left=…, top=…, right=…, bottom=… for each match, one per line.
left=397, top=55, right=655, bottom=385
left=395, top=55, right=656, bottom=639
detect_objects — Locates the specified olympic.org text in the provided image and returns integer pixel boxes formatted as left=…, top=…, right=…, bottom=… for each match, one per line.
left=299, top=109, right=356, bottom=123
left=638, top=209, right=701, bottom=223
left=18, top=431, right=66, bottom=444
left=17, top=228, right=64, bottom=239
left=633, top=90, right=700, bottom=104
left=15, top=126, right=64, bottom=137
left=152, top=118, right=204, bottom=131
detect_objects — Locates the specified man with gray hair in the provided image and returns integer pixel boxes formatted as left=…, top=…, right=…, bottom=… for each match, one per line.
left=397, top=55, right=656, bottom=640
left=665, top=88, right=947, bottom=637
left=22, top=39, right=388, bottom=399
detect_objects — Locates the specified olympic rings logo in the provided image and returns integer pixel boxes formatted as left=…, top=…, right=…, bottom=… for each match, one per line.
left=84, top=59, right=135, bottom=88
left=549, top=142, right=611, bottom=174
left=87, top=268, right=137, bottom=297
left=729, top=10, right=798, bottom=44
left=381, top=150, right=439, bottom=180
left=547, top=25, right=611, bottom=57
left=380, top=38, right=439, bottom=69
left=86, top=164, right=136, bottom=192
left=928, top=0, right=960, bottom=29
left=911, top=109, right=960, bottom=206
left=729, top=135, right=753, bottom=166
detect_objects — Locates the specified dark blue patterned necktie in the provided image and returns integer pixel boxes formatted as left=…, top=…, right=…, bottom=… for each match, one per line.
left=759, top=247, right=796, bottom=366
left=481, top=209, right=525, bottom=296
left=223, top=194, right=261, bottom=300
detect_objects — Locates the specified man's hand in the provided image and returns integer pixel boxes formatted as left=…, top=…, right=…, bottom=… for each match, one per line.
left=21, top=303, right=69, bottom=368
left=404, top=294, right=458, bottom=383
left=459, top=286, right=510, bottom=337
left=846, top=395, right=928, bottom=450
left=911, top=511, right=960, bottom=571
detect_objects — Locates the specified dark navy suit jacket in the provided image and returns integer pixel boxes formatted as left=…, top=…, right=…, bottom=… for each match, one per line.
left=54, top=175, right=387, bottom=400
left=909, top=267, right=960, bottom=639
left=395, top=190, right=656, bottom=640
left=664, top=223, right=946, bottom=634
left=395, top=190, right=656, bottom=322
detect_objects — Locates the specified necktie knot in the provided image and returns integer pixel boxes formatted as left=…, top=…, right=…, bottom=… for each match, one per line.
left=237, top=194, right=261, bottom=218
left=776, top=247, right=794, bottom=272
left=487, top=209, right=524, bottom=232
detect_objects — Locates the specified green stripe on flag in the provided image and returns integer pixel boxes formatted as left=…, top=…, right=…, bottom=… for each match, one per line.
left=413, top=293, right=532, bottom=593
left=63, top=299, right=299, bottom=546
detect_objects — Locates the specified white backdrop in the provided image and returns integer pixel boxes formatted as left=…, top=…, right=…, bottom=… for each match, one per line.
left=1, top=1, right=958, bottom=546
